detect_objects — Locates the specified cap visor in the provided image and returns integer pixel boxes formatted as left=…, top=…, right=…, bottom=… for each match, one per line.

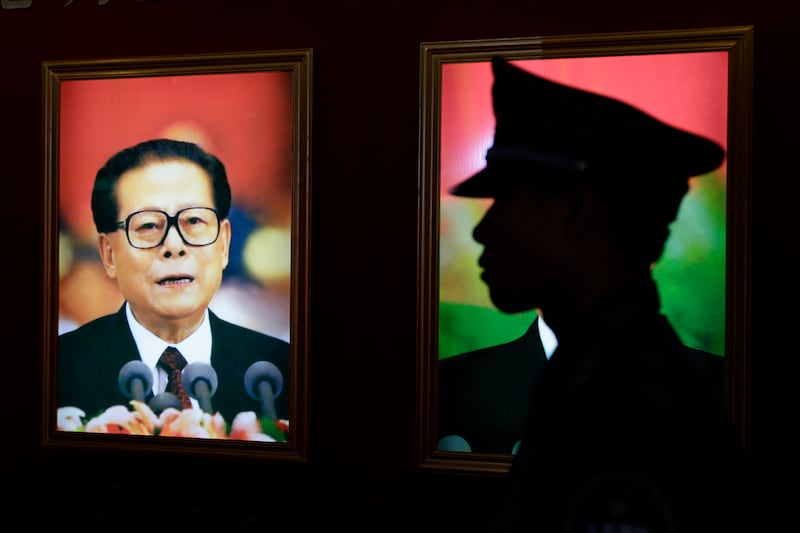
left=448, top=168, right=494, bottom=198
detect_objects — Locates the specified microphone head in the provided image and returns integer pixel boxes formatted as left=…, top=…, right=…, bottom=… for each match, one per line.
left=181, top=362, right=218, bottom=398
left=244, top=361, right=284, bottom=400
left=148, top=392, right=182, bottom=415
left=437, top=435, right=472, bottom=453
left=118, top=360, right=154, bottom=399
left=512, top=440, right=522, bottom=455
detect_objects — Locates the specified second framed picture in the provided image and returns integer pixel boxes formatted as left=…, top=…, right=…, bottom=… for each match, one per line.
left=417, top=27, right=754, bottom=474
left=42, top=49, right=312, bottom=463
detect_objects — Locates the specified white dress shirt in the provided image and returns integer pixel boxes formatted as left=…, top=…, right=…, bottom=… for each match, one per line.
left=538, top=315, right=558, bottom=360
left=125, top=302, right=213, bottom=408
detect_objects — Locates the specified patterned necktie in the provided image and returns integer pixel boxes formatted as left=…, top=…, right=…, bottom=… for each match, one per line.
left=158, top=346, right=192, bottom=409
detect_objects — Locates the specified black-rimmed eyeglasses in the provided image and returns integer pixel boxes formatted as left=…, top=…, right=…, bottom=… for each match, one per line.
left=113, top=207, right=221, bottom=249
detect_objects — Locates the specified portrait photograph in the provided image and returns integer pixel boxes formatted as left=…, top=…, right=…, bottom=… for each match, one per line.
left=417, top=28, right=753, bottom=473
left=42, top=50, right=312, bottom=462
left=439, top=52, right=728, bottom=362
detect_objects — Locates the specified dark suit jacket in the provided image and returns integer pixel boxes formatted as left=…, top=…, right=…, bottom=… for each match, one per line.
left=490, top=280, right=759, bottom=532
left=438, top=318, right=548, bottom=454
left=58, top=305, right=290, bottom=424
left=438, top=310, right=724, bottom=457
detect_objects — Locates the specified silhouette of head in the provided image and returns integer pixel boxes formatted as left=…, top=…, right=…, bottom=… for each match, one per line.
left=450, top=58, right=724, bottom=318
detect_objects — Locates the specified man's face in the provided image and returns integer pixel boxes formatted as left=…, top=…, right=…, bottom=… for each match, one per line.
left=97, top=159, right=231, bottom=331
left=471, top=180, right=573, bottom=314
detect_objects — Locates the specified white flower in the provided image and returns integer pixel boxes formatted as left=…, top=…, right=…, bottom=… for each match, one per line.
left=57, top=406, right=86, bottom=431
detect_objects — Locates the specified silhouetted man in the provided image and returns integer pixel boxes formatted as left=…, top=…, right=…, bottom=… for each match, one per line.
left=448, top=58, right=761, bottom=532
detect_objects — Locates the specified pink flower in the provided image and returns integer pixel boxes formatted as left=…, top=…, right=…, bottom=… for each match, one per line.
left=83, top=404, right=155, bottom=435
left=158, top=407, right=227, bottom=439
left=57, top=401, right=289, bottom=442
left=129, top=400, right=160, bottom=433
left=228, top=411, right=276, bottom=442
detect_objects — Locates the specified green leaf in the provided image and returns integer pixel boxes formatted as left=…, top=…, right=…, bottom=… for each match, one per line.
left=439, top=302, right=538, bottom=359
left=260, top=417, right=288, bottom=442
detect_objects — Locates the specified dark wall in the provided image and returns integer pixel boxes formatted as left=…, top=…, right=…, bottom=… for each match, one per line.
left=3, top=0, right=793, bottom=530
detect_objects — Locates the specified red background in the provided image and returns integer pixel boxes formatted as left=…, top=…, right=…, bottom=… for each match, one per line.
left=57, top=71, right=294, bottom=340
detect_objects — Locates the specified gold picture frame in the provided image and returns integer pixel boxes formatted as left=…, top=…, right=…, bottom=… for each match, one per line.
left=41, top=49, right=312, bottom=463
left=417, top=27, right=753, bottom=474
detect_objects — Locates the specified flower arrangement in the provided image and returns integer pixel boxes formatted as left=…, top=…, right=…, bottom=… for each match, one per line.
left=57, top=401, right=289, bottom=442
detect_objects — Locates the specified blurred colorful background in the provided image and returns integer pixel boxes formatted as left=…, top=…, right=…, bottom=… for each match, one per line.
left=58, top=70, right=294, bottom=342
left=439, top=52, right=728, bottom=358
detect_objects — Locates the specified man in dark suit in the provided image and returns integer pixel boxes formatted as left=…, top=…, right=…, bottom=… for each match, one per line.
left=438, top=317, right=723, bottom=456
left=58, top=139, right=289, bottom=426
left=438, top=316, right=551, bottom=454
left=447, top=58, right=761, bottom=531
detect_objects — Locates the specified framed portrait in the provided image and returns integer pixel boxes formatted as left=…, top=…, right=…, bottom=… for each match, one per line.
left=417, top=27, right=754, bottom=474
left=41, top=49, right=312, bottom=463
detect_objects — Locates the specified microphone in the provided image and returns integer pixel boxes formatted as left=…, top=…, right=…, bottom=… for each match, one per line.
left=181, top=362, right=218, bottom=414
left=244, top=361, right=283, bottom=420
left=118, top=360, right=153, bottom=402
left=148, top=392, right=183, bottom=415
left=511, top=440, right=522, bottom=455
left=437, top=435, right=472, bottom=453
